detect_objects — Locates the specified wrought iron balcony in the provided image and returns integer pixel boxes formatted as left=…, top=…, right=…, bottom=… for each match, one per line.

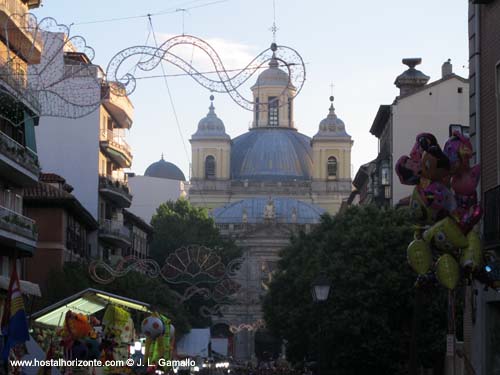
left=99, top=219, right=131, bottom=248
left=99, top=174, right=132, bottom=208
left=0, top=0, right=42, bottom=63
left=0, top=130, right=39, bottom=184
left=0, top=204, right=37, bottom=245
left=0, top=57, right=41, bottom=112
left=101, top=81, right=134, bottom=129
left=99, top=129, right=132, bottom=168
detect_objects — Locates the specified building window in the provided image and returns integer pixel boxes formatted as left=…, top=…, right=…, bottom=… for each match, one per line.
left=205, top=155, right=216, bottom=179
left=381, top=160, right=390, bottom=186
left=268, top=96, right=279, bottom=127
left=327, top=156, right=337, bottom=177
left=449, top=124, right=470, bottom=137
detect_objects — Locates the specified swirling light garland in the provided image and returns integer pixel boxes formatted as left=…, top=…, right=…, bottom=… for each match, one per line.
left=106, top=35, right=306, bottom=111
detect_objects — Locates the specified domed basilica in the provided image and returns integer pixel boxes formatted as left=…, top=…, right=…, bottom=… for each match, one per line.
left=188, top=50, right=353, bottom=360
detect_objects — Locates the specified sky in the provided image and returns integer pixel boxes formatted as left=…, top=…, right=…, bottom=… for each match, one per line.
left=32, top=0, right=469, bottom=179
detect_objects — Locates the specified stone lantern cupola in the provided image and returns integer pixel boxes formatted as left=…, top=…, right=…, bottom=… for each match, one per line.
left=190, top=96, right=231, bottom=181
left=251, top=43, right=296, bottom=129
left=311, top=95, right=353, bottom=181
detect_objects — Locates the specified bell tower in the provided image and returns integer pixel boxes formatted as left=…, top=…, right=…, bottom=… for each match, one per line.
left=251, top=44, right=296, bottom=129
left=190, top=96, right=231, bottom=180
left=311, top=96, right=353, bottom=181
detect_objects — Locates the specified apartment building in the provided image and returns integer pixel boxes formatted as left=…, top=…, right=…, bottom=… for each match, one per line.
left=0, top=0, right=41, bottom=293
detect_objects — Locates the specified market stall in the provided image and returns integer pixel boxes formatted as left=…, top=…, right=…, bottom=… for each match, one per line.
left=29, top=288, right=173, bottom=375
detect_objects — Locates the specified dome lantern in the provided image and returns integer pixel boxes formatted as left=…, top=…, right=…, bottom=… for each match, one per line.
left=191, top=95, right=230, bottom=140
left=313, top=96, right=351, bottom=139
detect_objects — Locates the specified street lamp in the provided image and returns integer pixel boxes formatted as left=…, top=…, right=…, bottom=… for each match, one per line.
left=311, top=274, right=331, bottom=375
left=311, top=273, right=331, bottom=303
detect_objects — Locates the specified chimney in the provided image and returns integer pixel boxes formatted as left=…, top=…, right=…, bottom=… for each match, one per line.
left=394, top=58, right=430, bottom=96
left=442, top=59, right=453, bottom=77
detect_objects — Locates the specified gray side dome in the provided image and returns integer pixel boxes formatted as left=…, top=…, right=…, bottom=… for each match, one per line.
left=314, top=96, right=351, bottom=139
left=144, top=157, right=186, bottom=181
left=211, top=197, right=325, bottom=224
left=192, top=96, right=230, bottom=140
left=231, top=128, right=313, bottom=181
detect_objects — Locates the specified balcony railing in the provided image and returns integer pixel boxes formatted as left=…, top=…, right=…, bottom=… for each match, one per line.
left=100, top=129, right=132, bottom=162
left=0, top=0, right=43, bottom=61
left=0, top=204, right=37, bottom=241
left=101, top=81, right=134, bottom=128
left=0, top=130, right=39, bottom=175
left=99, top=219, right=131, bottom=240
left=99, top=174, right=132, bottom=201
left=0, top=58, right=41, bottom=111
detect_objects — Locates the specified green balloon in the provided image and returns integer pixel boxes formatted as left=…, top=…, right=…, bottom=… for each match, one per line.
left=407, top=239, right=432, bottom=275
left=436, top=254, right=459, bottom=290
left=460, top=231, right=482, bottom=270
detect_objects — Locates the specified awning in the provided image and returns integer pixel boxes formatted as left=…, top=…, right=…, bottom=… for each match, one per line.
left=30, top=288, right=151, bottom=327
left=0, top=276, right=41, bottom=297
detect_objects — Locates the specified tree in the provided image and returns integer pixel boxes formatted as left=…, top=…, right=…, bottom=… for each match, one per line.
left=263, top=205, right=450, bottom=375
left=150, top=198, right=242, bottom=327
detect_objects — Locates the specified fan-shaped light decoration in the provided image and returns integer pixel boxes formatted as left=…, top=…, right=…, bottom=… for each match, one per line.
left=1, top=14, right=104, bottom=123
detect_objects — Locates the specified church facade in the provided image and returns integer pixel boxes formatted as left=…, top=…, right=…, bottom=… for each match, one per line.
left=188, top=50, right=353, bottom=361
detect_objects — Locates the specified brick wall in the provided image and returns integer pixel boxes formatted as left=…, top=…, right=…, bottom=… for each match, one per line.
left=479, top=1, right=500, bottom=191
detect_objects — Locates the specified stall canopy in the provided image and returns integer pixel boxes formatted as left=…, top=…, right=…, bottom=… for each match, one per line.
left=31, top=288, right=151, bottom=327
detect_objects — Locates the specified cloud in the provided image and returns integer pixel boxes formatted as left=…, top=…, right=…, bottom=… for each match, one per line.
left=157, top=34, right=257, bottom=73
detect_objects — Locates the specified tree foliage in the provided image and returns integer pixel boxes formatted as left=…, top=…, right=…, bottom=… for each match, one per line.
left=150, top=198, right=242, bottom=327
left=263, top=205, right=450, bottom=374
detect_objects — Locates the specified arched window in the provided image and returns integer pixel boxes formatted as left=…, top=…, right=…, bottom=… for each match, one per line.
left=205, top=155, right=216, bottom=179
left=327, top=156, right=337, bottom=177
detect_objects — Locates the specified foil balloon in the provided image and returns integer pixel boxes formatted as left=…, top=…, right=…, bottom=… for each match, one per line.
left=443, top=131, right=473, bottom=174
left=436, top=254, right=460, bottom=290
left=141, top=316, right=165, bottom=340
left=407, top=239, right=432, bottom=275
left=460, top=231, right=482, bottom=270
left=409, top=186, right=433, bottom=224
left=423, top=217, right=468, bottom=253
left=421, top=146, right=450, bottom=183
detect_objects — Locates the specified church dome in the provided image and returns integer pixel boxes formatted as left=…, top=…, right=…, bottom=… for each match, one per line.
left=211, top=197, right=325, bottom=224
left=251, top=44, right=295, bottom=90
left=231, top=128, right=313, bottom=181
left=314, top=96, right=351, bottom=139
left=144, top=156, right=186, bottom=181
left=192, top=95, right=230, bottom=140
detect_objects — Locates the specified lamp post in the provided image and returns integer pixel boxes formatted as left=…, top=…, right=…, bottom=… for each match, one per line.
left=311, top=274, right=331, bottom=375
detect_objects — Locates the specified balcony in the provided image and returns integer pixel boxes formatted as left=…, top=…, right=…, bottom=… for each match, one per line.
left=99, top=174, right=132, bottom=208
left=0, top=57, right=40, bottom=113
left=99, top=129, right=132, bottom=168
left=99, top=219, right=131, bottom=249
left=0, top=205, right=37, bottom=255
left=101, top=81, right=134, bottom=129
left=0, top=130, right=39, bottom=185
left=0, top=0, right=42, bottom=64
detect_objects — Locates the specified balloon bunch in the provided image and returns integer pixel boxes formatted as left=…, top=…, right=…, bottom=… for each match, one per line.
left=396, top=131, right=483, bottom=290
